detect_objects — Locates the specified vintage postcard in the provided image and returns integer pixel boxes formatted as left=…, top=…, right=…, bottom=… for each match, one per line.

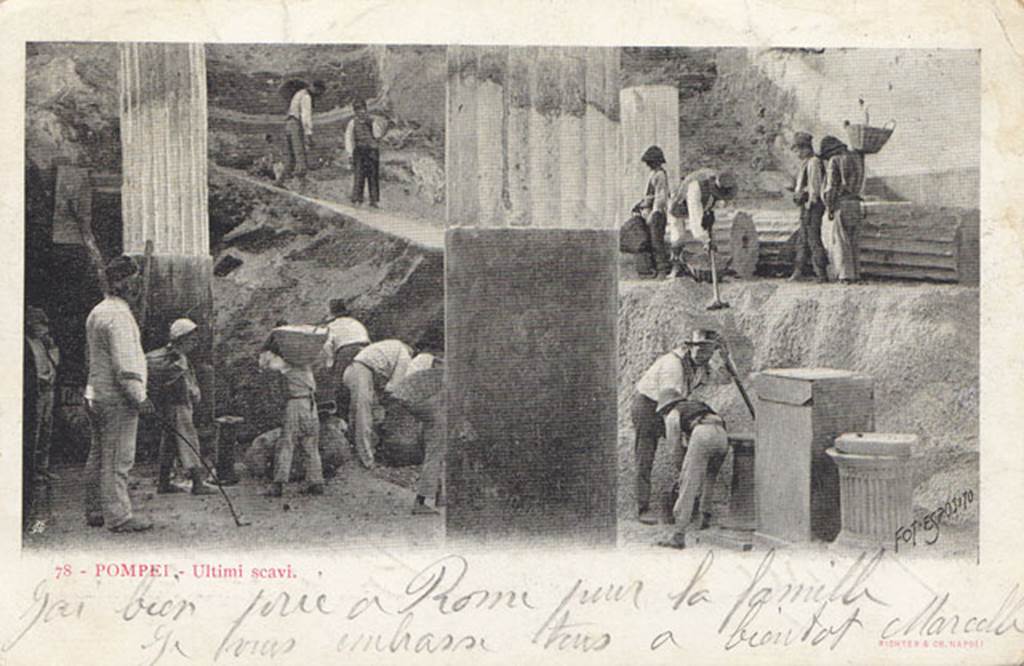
left=1, top=0, right=1022, bottom=664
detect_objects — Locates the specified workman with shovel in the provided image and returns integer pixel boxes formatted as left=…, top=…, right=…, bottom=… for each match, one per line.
left=145, top=318, right=217, bottom=496
left=632, top=329, right=731, bottom=525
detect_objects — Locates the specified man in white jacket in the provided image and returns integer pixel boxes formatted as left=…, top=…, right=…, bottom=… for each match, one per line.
left=282, top=80, right=325, bottom=184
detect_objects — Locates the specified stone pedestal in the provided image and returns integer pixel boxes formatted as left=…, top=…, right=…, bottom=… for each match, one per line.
left=215, top=415, right=244, bottom=485
left=828, top=433, right=916, bottom=549
left=754, top=368, right=874, bottom=544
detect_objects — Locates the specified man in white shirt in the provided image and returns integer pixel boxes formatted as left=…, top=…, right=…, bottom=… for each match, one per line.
left=259, top=329, right=327, bottom=498
left=282, top=80, right=326, bottom=184
left=343, top=339, right=413, bottom=468
left=667, top=168, right=738, bottom=279
left=789, top=132, right=828, bottom=282
left=83, top=256, right=155, bottom=533
left=321, top=298, right=370, bottom=407
left=631, top=329, right=729, bottom=525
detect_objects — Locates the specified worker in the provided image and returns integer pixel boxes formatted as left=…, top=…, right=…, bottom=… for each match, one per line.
left=820, top=135, right=865, bottom=283
left=342, top=339, right=413, bottom=468
left=25, top=306, right=60, bottom=483
left=389, top=365, right=445, bottom=515
left=656, top=385, right=729, bottom=549
left=259, top=328, right=326, bottom=497
left=83, top=256, right=155, bottom=533
left=281, top=80, right=326, bottom=185
left=789, top=132, right=828, bottom=282
left=345, top=98, right=388, bottom=208
left=631, top=329, right=729, bottom=525
left=667, top=168, right=737, bottom=279
left=145, top=318, right=217, bottom=496
left=322, top=298, right=370, bottom=407
left=638, top=145, right=671, bottom=278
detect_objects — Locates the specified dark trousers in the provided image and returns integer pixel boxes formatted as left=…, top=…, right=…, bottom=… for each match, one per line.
left=793, top=202, right=828, bottom=278
left=637, top=211, right=670, bottom=276
left=352, top=146, right=380, bottom=204
left=632, top=392, right=686, bottom=512
left=283, top=117, right=307, bottom=179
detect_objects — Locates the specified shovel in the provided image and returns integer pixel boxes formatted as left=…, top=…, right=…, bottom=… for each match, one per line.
left=706, top=242, right=729, bottom=311
left=152, top=412, right=252, bottom=527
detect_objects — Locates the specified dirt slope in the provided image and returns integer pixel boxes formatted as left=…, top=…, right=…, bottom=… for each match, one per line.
left=618, top=278, right=979, bottom=528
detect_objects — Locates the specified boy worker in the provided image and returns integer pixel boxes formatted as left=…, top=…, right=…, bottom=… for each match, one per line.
left=146, top=318, right=217, bottom=496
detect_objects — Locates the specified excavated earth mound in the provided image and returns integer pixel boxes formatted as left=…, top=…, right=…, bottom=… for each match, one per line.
left=618, top=278, right=979, bottom=527
left=209, top=170, right=443, bottom=441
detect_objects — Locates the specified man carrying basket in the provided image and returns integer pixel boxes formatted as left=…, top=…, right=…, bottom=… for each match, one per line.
left=259, top=324, right=329, bottom=497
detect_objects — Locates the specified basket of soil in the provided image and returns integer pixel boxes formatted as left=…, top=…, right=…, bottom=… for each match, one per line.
left=844, top=119, right=895, bottom=155
left=268, top=325, right=329, bottom=367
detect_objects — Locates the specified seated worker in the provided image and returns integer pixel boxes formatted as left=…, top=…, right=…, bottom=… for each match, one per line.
left=259, top=328, right=326, bottom=497
left=146, top=318, right=217, bottom=496
left=655, top=383, right=729, bottom=549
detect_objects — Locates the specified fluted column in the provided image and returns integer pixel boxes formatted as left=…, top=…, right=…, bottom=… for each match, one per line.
left=119, top=42, right=216, bottom=440
left=446, top=46, right=621, bottom=545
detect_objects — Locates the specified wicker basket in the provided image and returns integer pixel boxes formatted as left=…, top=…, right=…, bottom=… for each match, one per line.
left=269, top=325, right=329, bottom=367
left=845, top=120, right=895, bottom=155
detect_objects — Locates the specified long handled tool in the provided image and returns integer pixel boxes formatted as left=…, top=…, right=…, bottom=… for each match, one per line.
left=716, top=341, right=755, bottom=420
left=151, top=412, right=252, bottom=527
left=706, top=242, right=730, bottom=311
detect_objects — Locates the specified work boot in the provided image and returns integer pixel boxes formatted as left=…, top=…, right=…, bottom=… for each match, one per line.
left=157, top=463, right=185, bottom=494
left=699, top=511, right=713, bottom=530
left=264, top=482, right=283, bottom=498
left=190, top=469, right=218, bottom=496
left=303, top=483, right=325, bottom=496
left=110, top=516, right=153, bottom=533
left=369, top=201, right=380, bottom=209
left=638, top=506, right=658, bottom=525
left=413, top=496, right=439, bottom=515
left=86, top=513, right=104, bottom=528
left=656, top=530, right=687, bottom=549
left=788, top=271, right=802, bottom=282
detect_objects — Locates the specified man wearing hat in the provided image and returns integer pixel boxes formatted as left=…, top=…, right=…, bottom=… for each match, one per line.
left=282, top=80, right=326, bottom=185
left=789, top=132, right=828, bottom=282
left=820, top=135, right=865, bottom=283
left=667, top=168, right=738, bottom=279
left=146, top=318, right=218, bottom=496
left=631, top=329, right=730, bottom=525
left=638, top=145, right=671, bottom=278
left=83, top=255, right=155, bottom=532
left=656, top=385, right=729, bottom=549
left=24, top=306, right=61, bottom=483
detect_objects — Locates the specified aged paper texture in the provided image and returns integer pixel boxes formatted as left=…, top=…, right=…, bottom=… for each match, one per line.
left=1, top=0, right=1023, bottom=664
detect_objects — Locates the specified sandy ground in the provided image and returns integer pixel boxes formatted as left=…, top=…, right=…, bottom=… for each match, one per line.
left=23, top=460, right=444, bottom=552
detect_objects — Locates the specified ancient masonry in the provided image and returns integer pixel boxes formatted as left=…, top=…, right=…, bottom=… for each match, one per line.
left=445, top=46, right=620, bottom=544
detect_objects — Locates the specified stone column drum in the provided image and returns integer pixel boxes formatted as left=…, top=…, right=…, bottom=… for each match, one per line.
left=827, top=432, right=916, bottom=549
left=445, top=46, right=622, bottom=546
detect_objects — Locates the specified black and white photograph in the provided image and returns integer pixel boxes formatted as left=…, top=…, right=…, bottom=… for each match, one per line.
left=23, top=43, right=447, bottom=549
left=4, top=0, right=1021, bottom=662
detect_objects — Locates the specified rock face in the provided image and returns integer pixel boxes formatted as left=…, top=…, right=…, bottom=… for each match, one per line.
left=209, top=170, right=444, bottom=441
left=618, top=279, right=979, bottom=527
